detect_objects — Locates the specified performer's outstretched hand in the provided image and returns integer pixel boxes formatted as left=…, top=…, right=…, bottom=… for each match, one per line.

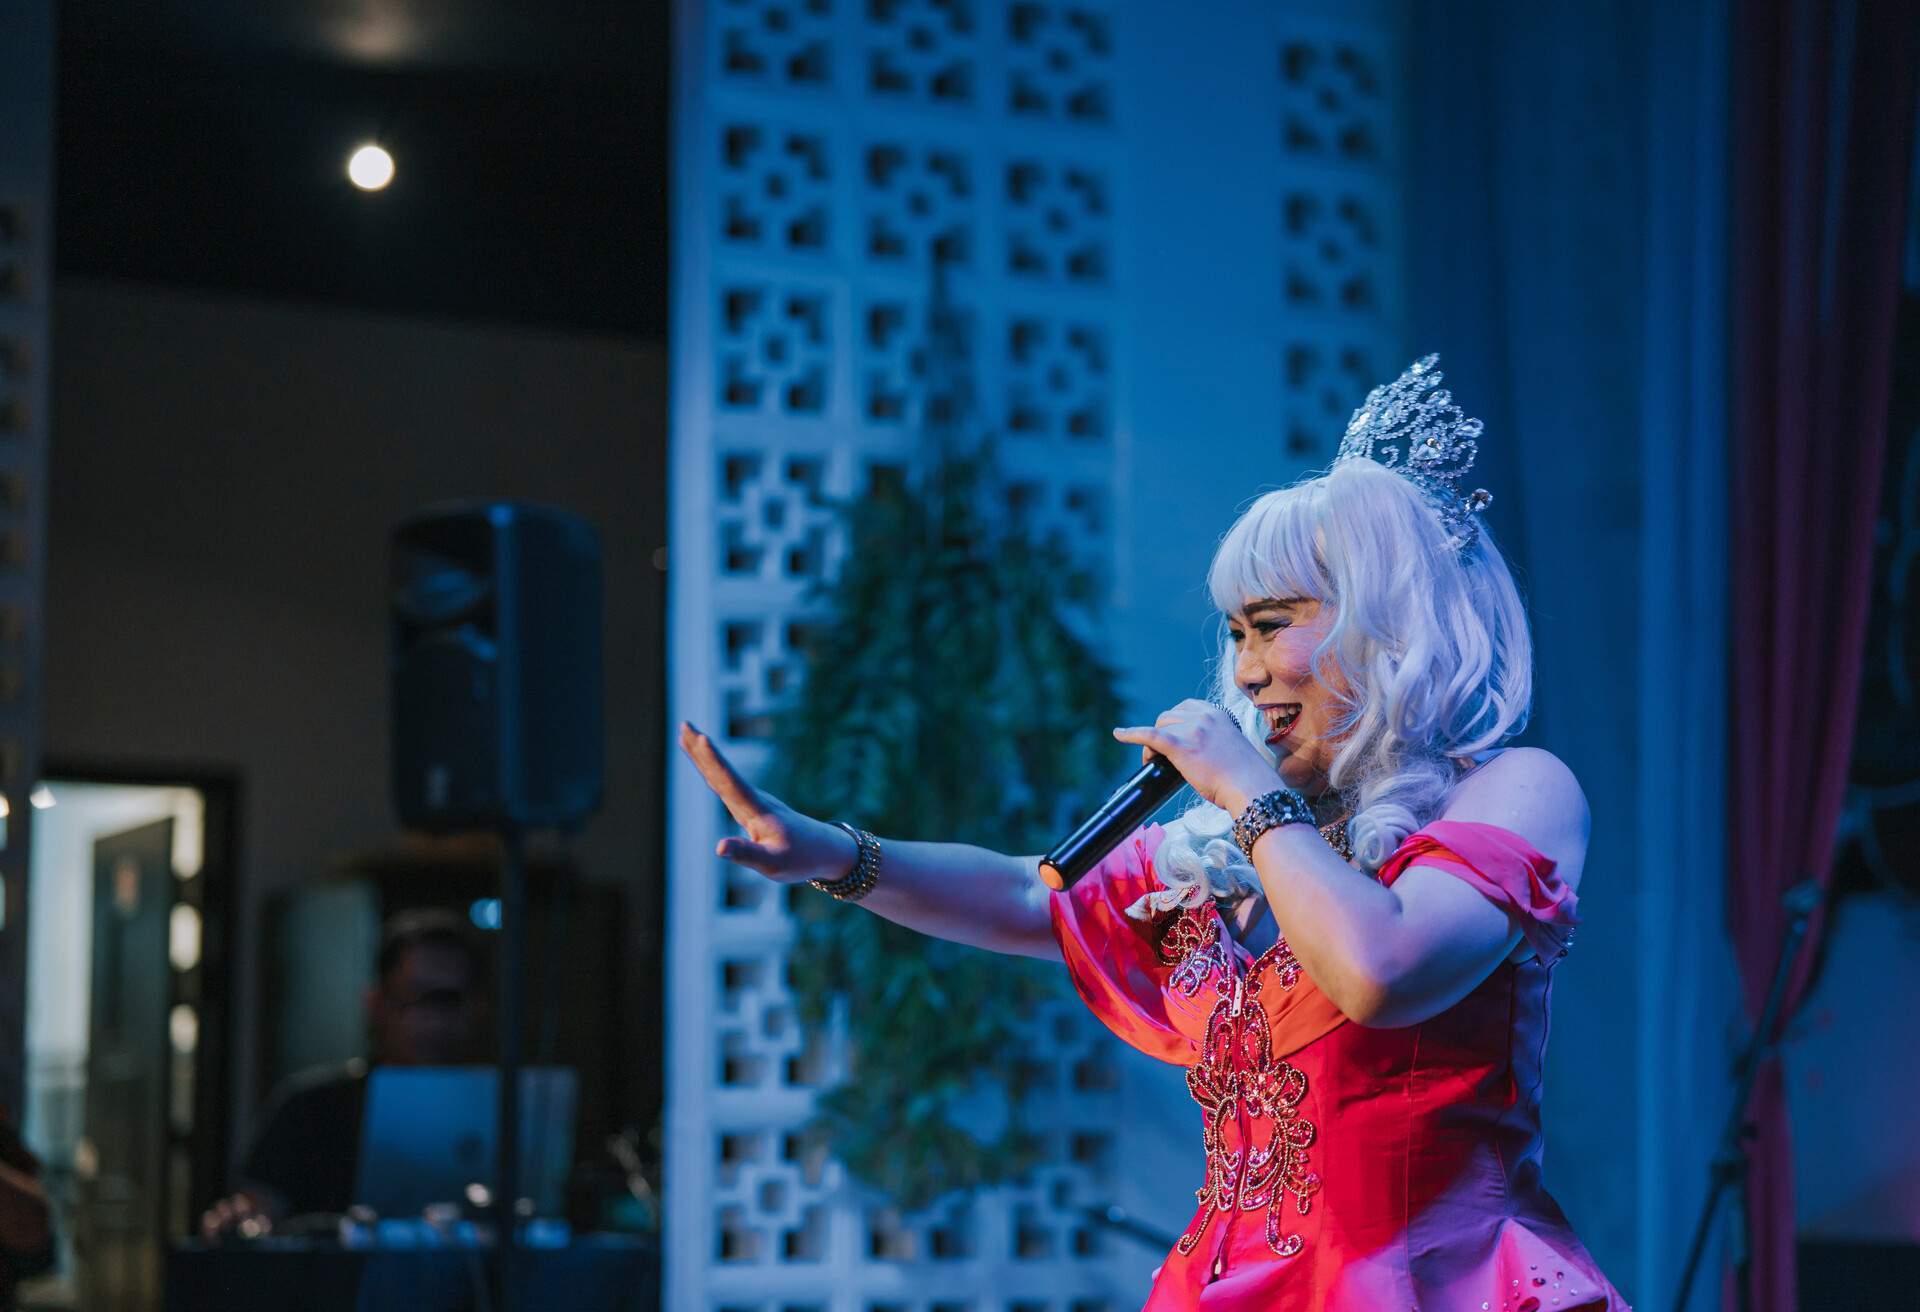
left=678, top=721, right=860, bottom=884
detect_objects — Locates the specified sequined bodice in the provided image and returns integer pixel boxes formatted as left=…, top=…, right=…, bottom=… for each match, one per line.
left=1155, top=907, right=1321, bottom=1261
left=1047, top=821, right=1628, bottom=1310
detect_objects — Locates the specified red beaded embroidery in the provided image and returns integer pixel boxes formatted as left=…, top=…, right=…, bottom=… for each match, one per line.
left=1156, top=907, right=1232, bottom=999
left=1174, top=922, right=1321, bottom=1261
left=1249, top=935, right=1303, bottom=993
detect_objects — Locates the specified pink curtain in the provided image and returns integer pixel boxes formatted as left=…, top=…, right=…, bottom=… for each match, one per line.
left=1727, top=0, right=1919, bottom=1308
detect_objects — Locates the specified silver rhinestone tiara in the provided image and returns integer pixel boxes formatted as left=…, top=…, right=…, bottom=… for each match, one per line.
left=1334, top=354, right=1493, bottom=551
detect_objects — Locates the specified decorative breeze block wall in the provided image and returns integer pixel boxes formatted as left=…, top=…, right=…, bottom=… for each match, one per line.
left=1273, top=17, right=1402, bottom=458
left=669, top=2, right=1404, bottom=1309
left=670, top=3, right=1129, bottom=1309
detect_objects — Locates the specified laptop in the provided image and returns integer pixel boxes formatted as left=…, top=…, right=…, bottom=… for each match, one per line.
left=352, top=1066, right=577, bottom=1218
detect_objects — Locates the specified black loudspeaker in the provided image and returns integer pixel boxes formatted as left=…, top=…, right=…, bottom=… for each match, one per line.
left=391, top=502, right=603, bottom=831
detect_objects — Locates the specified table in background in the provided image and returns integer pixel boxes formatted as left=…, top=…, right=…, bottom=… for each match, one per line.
left=166, top=1233, right=658, bottom=1311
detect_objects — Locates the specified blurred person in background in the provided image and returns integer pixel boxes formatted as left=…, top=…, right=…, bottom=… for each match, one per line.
left=200, top=909, right=490, bottom=1238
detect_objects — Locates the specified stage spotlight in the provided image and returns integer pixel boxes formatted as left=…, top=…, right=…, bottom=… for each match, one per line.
left=347, top=144, right=395, bottom=191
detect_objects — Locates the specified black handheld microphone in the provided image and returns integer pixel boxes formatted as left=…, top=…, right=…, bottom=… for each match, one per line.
left=1038, top=753, right=1186, bottom=891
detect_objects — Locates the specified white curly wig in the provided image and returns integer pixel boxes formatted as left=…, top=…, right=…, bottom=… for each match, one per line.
left=1143, top=458, right=1533, bottom=915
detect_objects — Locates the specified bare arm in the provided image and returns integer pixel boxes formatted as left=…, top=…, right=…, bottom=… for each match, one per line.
left=1244, top=749, right=1587, bottom=1026
left=679, top=723, right=1061, bottom=961
left=1116, top=701, right=1590, bottom=1027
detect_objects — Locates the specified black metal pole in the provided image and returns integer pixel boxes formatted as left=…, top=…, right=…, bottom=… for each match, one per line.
left=495, top=824, right=527, bottom=1312
left=1670, top=879, right=1823, bottom=1312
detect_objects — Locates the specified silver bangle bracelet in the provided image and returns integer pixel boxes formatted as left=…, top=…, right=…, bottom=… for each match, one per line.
left=809, top=822, right=881, bottom=903
left=1231, top=788, right=1317, bottom=860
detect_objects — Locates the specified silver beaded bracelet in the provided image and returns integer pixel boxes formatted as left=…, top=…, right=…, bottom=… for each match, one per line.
left=1231, top=788, right=1317, bottom=860
left=809, top=822, right=882, bottom=902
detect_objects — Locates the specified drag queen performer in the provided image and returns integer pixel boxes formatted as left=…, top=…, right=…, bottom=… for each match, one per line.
left=680, top=356, right=1628, bottom=1311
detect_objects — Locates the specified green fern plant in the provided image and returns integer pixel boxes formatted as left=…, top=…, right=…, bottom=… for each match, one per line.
left=769, top=443, right=1128, bottom=1210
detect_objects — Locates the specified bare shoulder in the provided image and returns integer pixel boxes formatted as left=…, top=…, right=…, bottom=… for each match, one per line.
left=1438, top=747, right=1591, bottom=888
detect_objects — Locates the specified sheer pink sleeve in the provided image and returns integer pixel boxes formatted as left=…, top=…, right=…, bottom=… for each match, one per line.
left=1046, top=823, right=1199, bottom=1065
left=1377, top=819, right=1580, bottom=962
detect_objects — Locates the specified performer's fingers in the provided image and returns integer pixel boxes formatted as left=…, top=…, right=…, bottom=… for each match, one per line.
left=680, top=722, right=765, bottom=822
left=1116, top=723, right=1183, bottom=767
left=1156, top=699, right=1224, bottom=730
left=1112, top=726, right=1164, bottom=753
left=1153, top=712, right=1214, bottom=736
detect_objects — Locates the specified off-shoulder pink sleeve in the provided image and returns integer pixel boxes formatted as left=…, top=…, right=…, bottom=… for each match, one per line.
left=1376, top=819, right=1580, bottom=962
left=1046, top=823, right=1198, bottom=1065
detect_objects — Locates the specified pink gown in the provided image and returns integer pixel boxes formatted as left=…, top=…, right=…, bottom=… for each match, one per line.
left=1048, top=820, right=1630, bottom=1311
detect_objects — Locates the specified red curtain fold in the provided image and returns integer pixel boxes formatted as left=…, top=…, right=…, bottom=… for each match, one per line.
left=1728, top=0, right=1919, bottom=1309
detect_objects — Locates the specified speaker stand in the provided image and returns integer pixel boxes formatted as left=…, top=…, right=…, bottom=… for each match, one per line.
left=494, top=823, right=527, bottom=1312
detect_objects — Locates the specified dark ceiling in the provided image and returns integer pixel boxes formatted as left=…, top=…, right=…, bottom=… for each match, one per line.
left=56, top=1, right=671, bottom=338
